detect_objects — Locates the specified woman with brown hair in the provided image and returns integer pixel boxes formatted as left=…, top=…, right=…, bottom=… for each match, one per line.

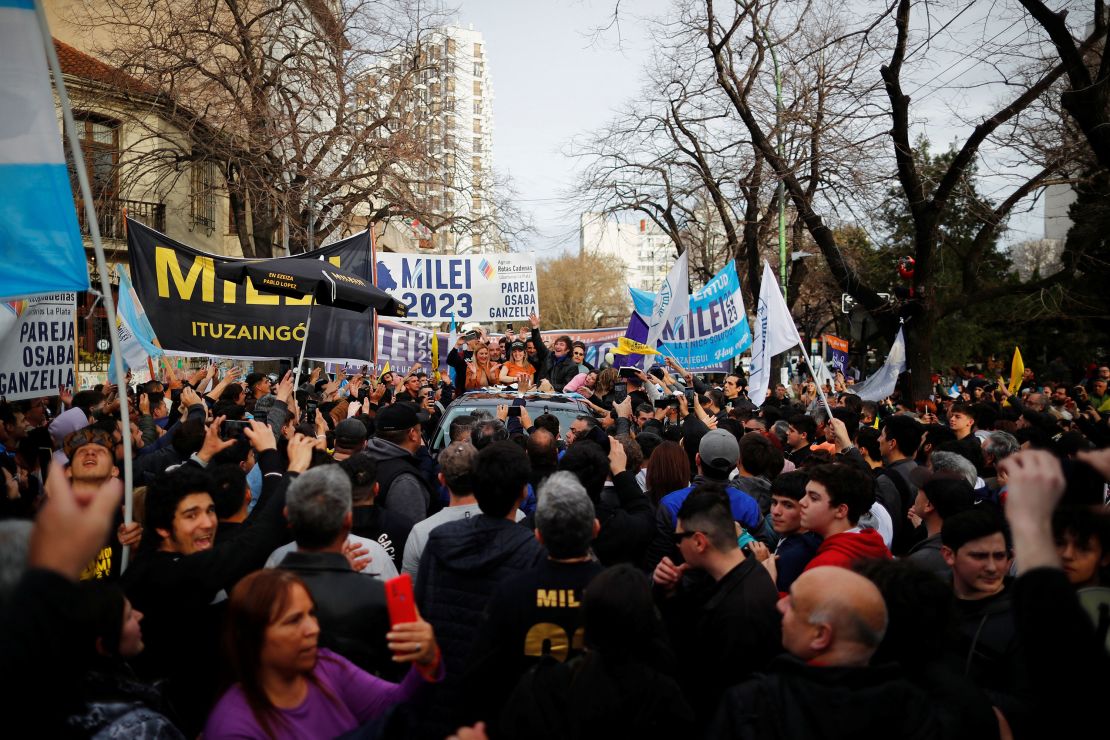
left=644, top=441, right=691, bottom=508
left=205, top=569, right=441, bottom=739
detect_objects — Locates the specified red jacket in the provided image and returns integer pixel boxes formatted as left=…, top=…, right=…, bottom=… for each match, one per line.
left=804, top=529, right=892, bottom=571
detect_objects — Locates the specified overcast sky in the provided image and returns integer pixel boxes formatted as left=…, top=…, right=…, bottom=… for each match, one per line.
left=453, top=0, right=1049, bottom=258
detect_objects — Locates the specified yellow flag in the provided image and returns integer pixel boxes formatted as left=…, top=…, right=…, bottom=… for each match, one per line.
left=379, top=361, right=391, bottom=379
left=613, top=336, right=662, bottom=356
left=1007, top=347, right=1024, bottom=397
left=431, top=331, right=440, bottom=372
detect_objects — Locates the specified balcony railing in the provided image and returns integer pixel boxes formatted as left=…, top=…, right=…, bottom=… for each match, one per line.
left=75, top=197, right=166, bottom=241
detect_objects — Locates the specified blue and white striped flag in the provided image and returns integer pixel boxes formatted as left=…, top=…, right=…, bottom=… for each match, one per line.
left=110, top=264, right=162, bottom=370
left=0, top=0, right=89, bottom=300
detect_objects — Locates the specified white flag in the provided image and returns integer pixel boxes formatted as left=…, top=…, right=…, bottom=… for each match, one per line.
left=644, top=250, right=689, bottom=369
left=748, top=261, right=801, bottom=407
left=846, top=327, right=906, bottom=402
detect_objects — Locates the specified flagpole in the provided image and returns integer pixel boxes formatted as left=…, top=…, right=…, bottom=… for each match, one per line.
left=796, top=341, right=834, bottom=420
left=35, top=0, right=135, bottom=570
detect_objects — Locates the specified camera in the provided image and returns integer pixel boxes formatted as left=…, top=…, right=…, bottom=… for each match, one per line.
left=220, top=420, right=251, bottom=440
left=613, top=382, right=628, bottom=403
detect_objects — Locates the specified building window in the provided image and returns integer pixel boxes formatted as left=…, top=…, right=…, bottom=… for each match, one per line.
left=473, top=119, right=482, bottom=134
left=68, top=116, right=119, bottom=202
left=473, top=100, right=482, bottom=114
left=472, top=232, right=482, bottom=248
left=472, top=195, right=483, bottom=211
left=473, top=138, right=483, bottom=152
left=473, top=62, right=482, bottom=76
left=190, top=160, right=217, bottom=235
left=446, top=38, right=456, bottom=56
left=473, top=80, right=482, bottom=96
left=473, top=43, right=482, bottom=57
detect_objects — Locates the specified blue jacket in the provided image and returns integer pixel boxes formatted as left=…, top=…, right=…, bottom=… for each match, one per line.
left=659, top=481, right=762, bottom=530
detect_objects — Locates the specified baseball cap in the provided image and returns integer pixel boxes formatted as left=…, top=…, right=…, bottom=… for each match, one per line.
left=375, top=402, right=429, bottom=432
left=510, top=341, right=525, bottom=351
left=63, top=427, right=114, bottom=461
left=334, top=418, right=369, bottom=448
left=699, top=429, right=740, bottom=471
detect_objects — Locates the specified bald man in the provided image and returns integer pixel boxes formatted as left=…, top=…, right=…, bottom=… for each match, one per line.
left=710, top=567, right=941, bottom=738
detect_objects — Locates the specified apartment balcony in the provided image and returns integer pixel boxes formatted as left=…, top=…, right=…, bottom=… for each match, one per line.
left=75, top=197, right=166, bottom=241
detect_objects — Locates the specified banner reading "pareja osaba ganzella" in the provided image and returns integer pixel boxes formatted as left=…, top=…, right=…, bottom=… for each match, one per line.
left=375, top=252, right=538, bottom=322
left=0, top=293, right=76, bottom=400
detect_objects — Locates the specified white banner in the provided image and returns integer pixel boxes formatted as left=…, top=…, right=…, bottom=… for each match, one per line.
left=0, top=293, right=77, bottom=400
left=374, top=253, right=538, bottom=322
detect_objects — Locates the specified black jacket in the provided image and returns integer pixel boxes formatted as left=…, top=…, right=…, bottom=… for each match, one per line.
left=351, top=504, right=415, bottom=571
left=121, top=449, right=291, bottom=734
left=497, top=653, right=693, bottom=740
left=414, top=514, right=545, bottom=736
left=657, top=557, right=782, bottom=722
left=276, top=550, right=398, bottom=679
left=710, top=656, right=941, bottom=739
left=593, top=471, right=655, bottom=566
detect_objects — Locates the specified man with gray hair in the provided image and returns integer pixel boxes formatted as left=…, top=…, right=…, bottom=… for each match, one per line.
left=930, top=450, right=980, bottom=488
left=269, top=466, right=398, bottom=676
left=982, top=431, right=1020, bottom=496
left=265, top=465, right=396, bottom=579
left=463, top=471, right=603, bottom=724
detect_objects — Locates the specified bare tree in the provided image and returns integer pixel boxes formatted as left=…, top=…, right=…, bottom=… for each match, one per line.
left=65, top=0, right=515, bottom=258
left=537, top=251, right=631, bottom=329
left=573, top=0, right=889, bottom=314
left=698, top=0, right=1095, bottom=398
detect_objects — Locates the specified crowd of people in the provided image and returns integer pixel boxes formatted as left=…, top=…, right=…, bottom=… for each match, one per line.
left=1, top=314, right=1108, bottom=739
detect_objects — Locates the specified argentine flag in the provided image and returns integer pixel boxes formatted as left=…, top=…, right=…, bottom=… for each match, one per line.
left=0, top=0, right=89, bottom=300
left=110, top=264, right=162, bottom=370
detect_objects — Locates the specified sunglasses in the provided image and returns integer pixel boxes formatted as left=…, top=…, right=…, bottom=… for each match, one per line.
left=671, top=530, right=703, bottom=545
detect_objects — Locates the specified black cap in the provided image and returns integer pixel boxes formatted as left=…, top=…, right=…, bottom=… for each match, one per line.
left=375, top=402, right=429, bottom=432
left=333, top=418, right=368, bottom=448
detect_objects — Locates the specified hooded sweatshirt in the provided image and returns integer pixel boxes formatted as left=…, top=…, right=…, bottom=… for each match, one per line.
left=364, top=437, right=433, bottom=523
left=413, top=514, right=544, bottom=737
left=804, top=528, right=891, bottom=572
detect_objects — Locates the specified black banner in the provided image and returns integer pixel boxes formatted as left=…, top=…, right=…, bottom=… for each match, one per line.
left=127, top=220, right=375, bottom=362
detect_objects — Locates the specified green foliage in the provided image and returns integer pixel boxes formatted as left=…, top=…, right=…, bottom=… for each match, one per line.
left=865, top=139, right=1027, bottom=368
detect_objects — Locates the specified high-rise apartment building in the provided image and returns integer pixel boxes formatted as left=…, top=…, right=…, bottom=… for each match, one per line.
left=379, top=24, right=497, bottom=255
left=580, top=213, right=674, bottom=292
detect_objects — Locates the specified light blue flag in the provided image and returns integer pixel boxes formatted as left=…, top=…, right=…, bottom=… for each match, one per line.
left=446, top=313, right=457, bottom=383
left=111, top=264, right=163, bottom=370
left=658, top=261, right=753, bottom=371
left=629, top=285, right=655, bottom=318
left=0, top=0, right=89, bottom=300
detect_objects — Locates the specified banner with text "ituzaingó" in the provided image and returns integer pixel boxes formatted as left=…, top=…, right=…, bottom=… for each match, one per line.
left=127, top=219, right=376, bottom=363
left=375, top=252, right=538, bottom=322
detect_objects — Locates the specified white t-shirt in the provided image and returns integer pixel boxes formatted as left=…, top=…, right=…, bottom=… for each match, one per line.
left=266, top=534, right=397, bottom=580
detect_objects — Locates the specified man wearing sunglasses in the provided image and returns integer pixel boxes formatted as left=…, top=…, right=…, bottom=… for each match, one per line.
left=652, top=484, right=782, bottom=727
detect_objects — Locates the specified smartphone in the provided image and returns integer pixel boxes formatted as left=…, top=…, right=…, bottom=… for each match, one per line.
left=220, top=420, right=251, bottom=440
left=385, top=574, right=418, bottom=626
left=683, top=387, right=695, bottom=403
left=302, top=399, right=318, bottom=424
left=463, top=330, right=480, bottom=341
left=654, top=398, right=674, bottom=409
left=613, top=381, right=628, bottom=403
left=507, top=323, right=514, bottom=331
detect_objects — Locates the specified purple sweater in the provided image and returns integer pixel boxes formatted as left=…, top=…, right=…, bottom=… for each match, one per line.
left=204, top=649, right=436, bottom=739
